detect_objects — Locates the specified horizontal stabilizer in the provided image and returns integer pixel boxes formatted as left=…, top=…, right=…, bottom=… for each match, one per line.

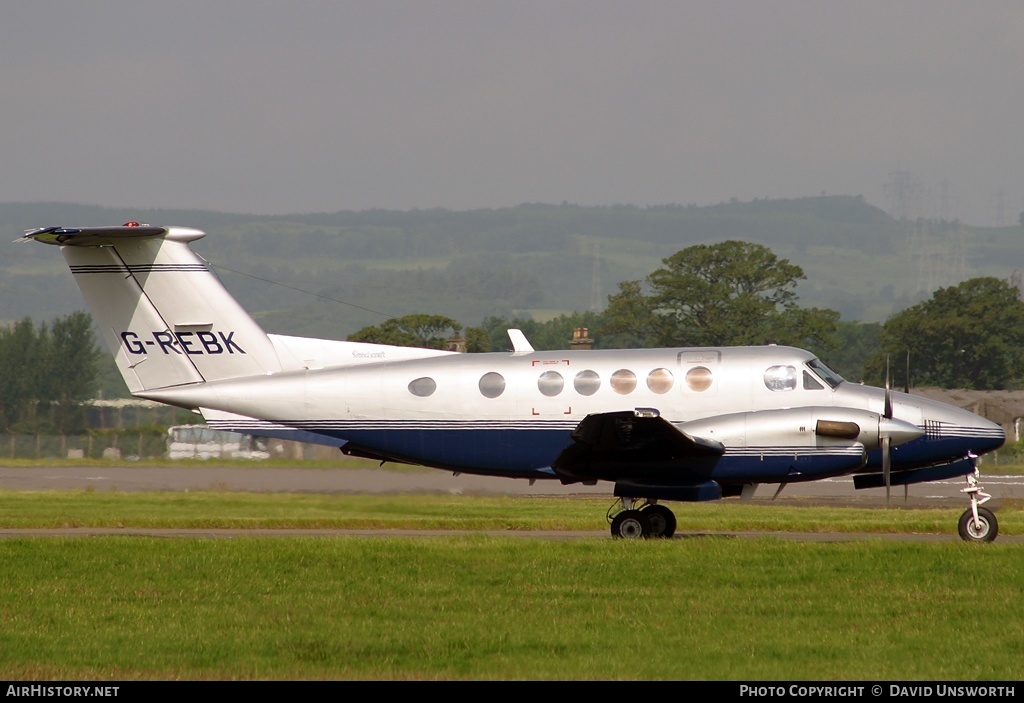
left=21, top=224, right=168, bottom=246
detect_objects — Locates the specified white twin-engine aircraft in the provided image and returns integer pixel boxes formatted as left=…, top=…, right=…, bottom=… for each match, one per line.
left=22, top=223, right=1007, bottom=541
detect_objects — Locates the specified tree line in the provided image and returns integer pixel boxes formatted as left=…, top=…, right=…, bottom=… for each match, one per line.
left=0, top=311, right=100, bottom=433
left=351, top=240, right=1024, bottom=390
left=3, top=239, right=1022, bottom=435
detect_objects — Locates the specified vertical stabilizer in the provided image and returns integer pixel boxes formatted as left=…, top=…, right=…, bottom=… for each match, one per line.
left=23, top=225, right=283, bottom=393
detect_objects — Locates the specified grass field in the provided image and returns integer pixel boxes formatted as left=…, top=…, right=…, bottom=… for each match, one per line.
left=1, top=536, right=1021, bottom=680
left=1, top=489, right=1022, bottom=534
left=0, top=489, right=1023, bottom=680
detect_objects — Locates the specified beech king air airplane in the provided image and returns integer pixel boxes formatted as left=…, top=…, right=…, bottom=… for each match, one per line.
left=21, top=223, right=1007, bottom=541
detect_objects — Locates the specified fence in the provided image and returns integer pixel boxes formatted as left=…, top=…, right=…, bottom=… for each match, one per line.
left=4, top=431, right=169, bottom=461
left=3, top=431, right=342, bottom=461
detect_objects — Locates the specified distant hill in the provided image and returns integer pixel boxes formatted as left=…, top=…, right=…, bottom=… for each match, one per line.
left=6, top=197, right=1024, bottom=340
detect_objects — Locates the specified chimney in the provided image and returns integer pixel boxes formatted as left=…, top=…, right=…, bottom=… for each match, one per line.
left=569, top=327, right=594, bottom=351
left=445, top=331, right=467, bottom=353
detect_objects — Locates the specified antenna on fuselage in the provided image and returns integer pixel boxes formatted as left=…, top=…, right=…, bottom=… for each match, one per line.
left=901, top=350, right=912, bottom=504
left=507, top=329, right=535, bottom=354
left=904, top=350, right=911, bottom=394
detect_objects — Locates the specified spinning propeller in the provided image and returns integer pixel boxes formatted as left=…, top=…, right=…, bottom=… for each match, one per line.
left=879, top=352, right=912, bottom=506
left=882, top=358, right=893, bottom=505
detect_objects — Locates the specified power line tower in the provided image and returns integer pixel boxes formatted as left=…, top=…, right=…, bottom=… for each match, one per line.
left=883, top=169, right=923, bottom=221
left=994, top=191, right=1006, bottom=227
left=589, top=242, right=603, bottom=312
left=913, top=219, right=938, bottom=294
left=945, top=220, right=968, bottom=285
left=939, top=179, right=953, bottom=222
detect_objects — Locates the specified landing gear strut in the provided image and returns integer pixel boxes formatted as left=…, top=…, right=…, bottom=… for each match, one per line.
left=958, top=466, right=998, bottom=543
left=608, top=498, right=677, bottom=539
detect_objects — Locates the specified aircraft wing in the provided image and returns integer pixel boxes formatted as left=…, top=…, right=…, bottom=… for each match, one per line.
left=552, top=409, right=724, bottom=485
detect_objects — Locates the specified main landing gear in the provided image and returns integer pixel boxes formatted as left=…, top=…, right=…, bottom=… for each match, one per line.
left=958, top=467, right=998, bottom=543
left=608, top=498, right=677, bottom=539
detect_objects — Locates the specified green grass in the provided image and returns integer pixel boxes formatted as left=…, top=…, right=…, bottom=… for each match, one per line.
left=1, top=490, right=1022, bottom=534
left=2, top=489, right=1022, bottom=679
left=0, top=537, right=1021, bottom=679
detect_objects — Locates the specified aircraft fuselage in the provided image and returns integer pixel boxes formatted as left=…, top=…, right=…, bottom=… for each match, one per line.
left=141, top=344, right=1003, bottom=486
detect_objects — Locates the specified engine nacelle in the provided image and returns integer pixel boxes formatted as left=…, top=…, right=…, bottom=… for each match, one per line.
left=677, top=406, right=922, bottom=451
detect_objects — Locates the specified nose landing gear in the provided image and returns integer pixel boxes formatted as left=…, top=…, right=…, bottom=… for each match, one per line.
left=958, top=465, right=997, bottom=543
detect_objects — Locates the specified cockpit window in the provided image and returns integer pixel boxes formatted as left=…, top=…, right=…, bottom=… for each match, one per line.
left=806, top=358, right=844, bottom=389
left=803, top=371, right=824, bottom=390
left=764, top=365, right=797, bottom=392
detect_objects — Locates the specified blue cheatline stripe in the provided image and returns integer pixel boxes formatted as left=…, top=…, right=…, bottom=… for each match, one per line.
left=70, top=263, right=208, bottom=274
left=209, top=418, right=582, bottom=432
left=207, top=418, right=997, bottom=442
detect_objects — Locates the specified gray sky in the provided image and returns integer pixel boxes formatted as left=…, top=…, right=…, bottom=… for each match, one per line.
left=3, top=1, right=1023, bottom=224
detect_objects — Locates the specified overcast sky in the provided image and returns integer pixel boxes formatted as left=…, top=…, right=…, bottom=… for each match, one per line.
left=3, top=1, right=1022, bottom=224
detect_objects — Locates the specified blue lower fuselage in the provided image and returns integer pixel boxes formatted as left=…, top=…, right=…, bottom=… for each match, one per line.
left=209, top=420, right=1005, bottom=485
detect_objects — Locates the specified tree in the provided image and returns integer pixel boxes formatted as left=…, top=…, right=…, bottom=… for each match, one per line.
left=0, top=318, right=44, bottom=430
left=474, top=312, right=602, bottom=352
left=0, top=312, right=100, bottom=432
left=44, top=311, right=100, bottom=431
left=865, top=277, right=1024, bottom=389
left=348, top=314, right=462, bottom=349
left=822, top=320, right=882, bottom=382
left=597, top=280, right=663, bottom=348
left=604, top=241, right=838, bottom=351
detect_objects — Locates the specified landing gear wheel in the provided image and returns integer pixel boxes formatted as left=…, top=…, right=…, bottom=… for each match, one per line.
left=610, top=510, right=650, bottom=539
left=958, top=506, right=998, bottom=543
left=641, top=504, right=677, bottom=539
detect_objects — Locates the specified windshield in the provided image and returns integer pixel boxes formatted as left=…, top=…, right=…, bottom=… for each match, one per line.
left=806, top=358, right=844, bottom=389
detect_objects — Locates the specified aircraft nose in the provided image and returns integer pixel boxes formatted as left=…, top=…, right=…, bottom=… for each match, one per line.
left=974, top=416, right=1006, bottom=453
left=949, top=407, right=1005, bottom=454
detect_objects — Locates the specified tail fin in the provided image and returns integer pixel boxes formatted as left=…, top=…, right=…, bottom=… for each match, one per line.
left=23, top=224, right=283, bottom=393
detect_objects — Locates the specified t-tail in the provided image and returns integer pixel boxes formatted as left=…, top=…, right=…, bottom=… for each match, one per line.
left=21, top=224, right=284, bottom=393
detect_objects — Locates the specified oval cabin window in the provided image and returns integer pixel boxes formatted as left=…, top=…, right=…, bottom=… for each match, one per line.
left=479, top=372, right=506, bottom=399
left=537, top=371, right=564, bottom=397
left=685, top=366, right=713, bottom=392
left=610, top=369, right=637, bottom=395
left=764, top=365, right=797, bottom=392
left=574, top=370, right=601, bottom=396
left=408, top=377, right=437, bottom=397
left=646, top=368, right=673, bottom=394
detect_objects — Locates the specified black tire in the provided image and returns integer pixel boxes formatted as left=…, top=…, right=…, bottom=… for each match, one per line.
left=642, top=504, right=677, bottom=539
left=610, top=509, right=650, bottom=539
left=958, top=507, right=998, bottom=543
